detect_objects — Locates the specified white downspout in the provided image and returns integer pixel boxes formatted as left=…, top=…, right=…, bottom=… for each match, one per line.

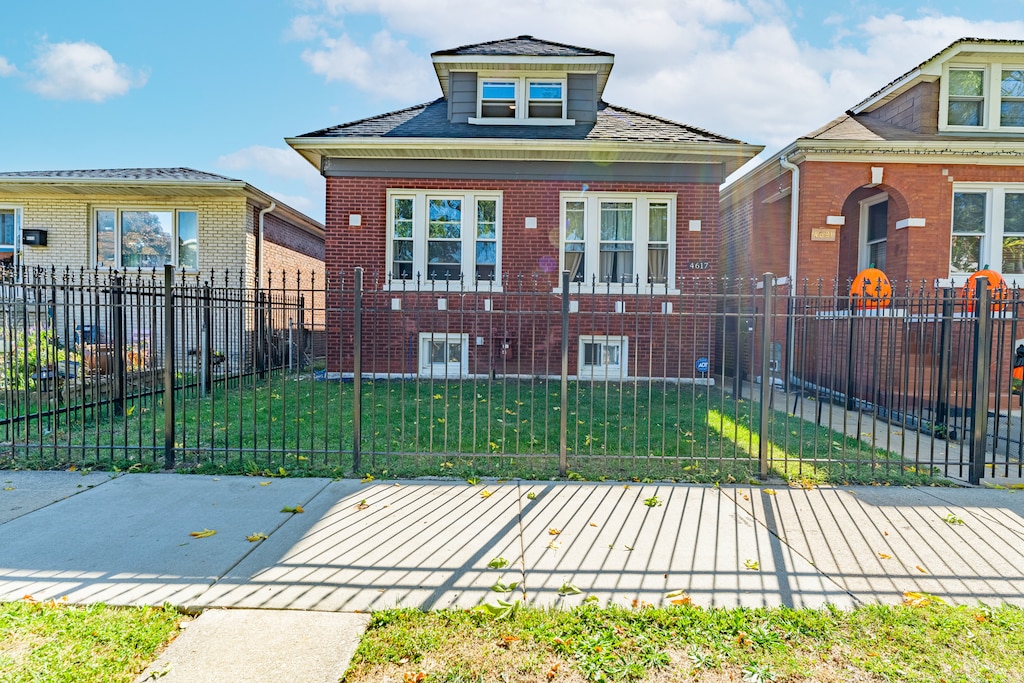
left=778, top=155, right=799, bottom=286
left=778, top=155, right=799, bottom=388
left=257, top=201, right=276, bottom=289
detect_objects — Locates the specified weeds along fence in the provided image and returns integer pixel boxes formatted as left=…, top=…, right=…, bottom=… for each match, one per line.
left=0, top=266, right=1018, bottom=484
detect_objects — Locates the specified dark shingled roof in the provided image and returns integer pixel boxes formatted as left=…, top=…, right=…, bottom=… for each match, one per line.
left=431, top=35, right=612, bottom=58
left=0, top=168, right=240, bottom=182
left=299, top=99, right=742, bottom=144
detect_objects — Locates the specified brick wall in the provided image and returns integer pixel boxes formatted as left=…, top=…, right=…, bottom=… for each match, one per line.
left=726, top=160, right=1024, bottom=288
left=323, top=175, right=721, bottom=377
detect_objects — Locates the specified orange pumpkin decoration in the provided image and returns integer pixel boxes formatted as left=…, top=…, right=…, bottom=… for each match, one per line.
left=961, top=268, right=1009, bottom=312
left=850, top=267, right=892, bottom=309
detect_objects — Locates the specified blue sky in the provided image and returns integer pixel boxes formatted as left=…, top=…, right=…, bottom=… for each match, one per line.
left=2, top=1, right=1023, bottom=222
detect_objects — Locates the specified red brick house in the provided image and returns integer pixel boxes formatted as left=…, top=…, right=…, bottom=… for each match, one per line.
left=721, top=38, right=1024, bottom=289
left=720, top=38, right=1024, bottom=415
left=288, top=36, right=760, bottom=379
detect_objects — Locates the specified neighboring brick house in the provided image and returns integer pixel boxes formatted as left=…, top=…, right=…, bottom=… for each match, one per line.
left=720, top=38, right=1024, bottom=414
left=721, top=38, right=1024, bottom=289
left=287, top=36, right=761, bottom=379
left=0, top=168, right=324, bottom=285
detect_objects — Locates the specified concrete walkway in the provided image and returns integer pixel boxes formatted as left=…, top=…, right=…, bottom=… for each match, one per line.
left=2, top=471, right=1024, bottom=681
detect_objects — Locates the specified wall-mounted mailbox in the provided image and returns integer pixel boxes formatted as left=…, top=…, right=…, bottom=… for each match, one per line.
left=22, top=229, right=48, bottom=246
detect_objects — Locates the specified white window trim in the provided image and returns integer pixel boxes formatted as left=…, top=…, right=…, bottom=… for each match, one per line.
left=418, top=332, right=469, bottom=378
left=385, top=190, right=503, bottom=291
left=92, top=207, right=199, bottom=271
left=939, top=62, right=1024, bottom=133
left=469, top=75, right=575, bottom=126
left=0, top=205, right=22, bottom=270
left=949, top=183, right=1024, bottom=287
left=578, top=335, right=628, bottom=380
left=858, top=193, right=888, bottom=271
left=557, top=191, right=677, bottom=293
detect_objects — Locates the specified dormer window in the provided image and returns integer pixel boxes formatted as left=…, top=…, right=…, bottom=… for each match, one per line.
left=527, top=81, right=564, bottom=118
left=480, top=80, right=517, bottom=118
left=941, top=63, right=1024, bottom=131
left=947, top=68, right=985, bottom=126
left=1001, top=69, right=1024, bottom=127
left=471, top=75, right=573, bottom=126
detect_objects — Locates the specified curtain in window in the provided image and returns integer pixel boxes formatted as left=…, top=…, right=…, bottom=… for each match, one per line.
left=648, top=247, right=668, bottom=283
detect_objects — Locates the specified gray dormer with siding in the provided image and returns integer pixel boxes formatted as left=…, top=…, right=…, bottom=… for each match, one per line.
left=434, top=36, right=610, bottom=126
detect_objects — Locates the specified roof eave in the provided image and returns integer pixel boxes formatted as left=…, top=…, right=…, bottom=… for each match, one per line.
left=286, top=137, right=763, bottom=176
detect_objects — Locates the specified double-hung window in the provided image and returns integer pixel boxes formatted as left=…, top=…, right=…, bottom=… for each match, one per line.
left=947, top=68, right=985, bottom=127
left=94, top=209, right=198, bottom=270
left=1001, top=68, right=1024, bottom=127
left=560, top=192, right=675, bottom=289
left=942, top=63, right=1024, bottom=131
left=480, top=80, right=517, bottom=118
left=950, top=184, right=1024, bottom=281
left=472, top=76, right=570, bottom=124
left=388, top=191, right=501, bottom=286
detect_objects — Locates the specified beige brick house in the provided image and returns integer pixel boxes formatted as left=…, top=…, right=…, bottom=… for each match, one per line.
left=0, top=168, right=324, bottom=285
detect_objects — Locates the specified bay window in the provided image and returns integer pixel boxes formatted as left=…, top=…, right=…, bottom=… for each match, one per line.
left=561, top=192, right=675, bottom=289
left=388, top=191, right=502, bottom=286
left=95, top=208, right=198, bottom=270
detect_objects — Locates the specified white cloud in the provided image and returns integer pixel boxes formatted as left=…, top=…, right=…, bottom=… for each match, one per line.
left=218, top=145, right=324, bottom=184
left=217, top=145, right=326, bottom=220
left=0, top=56, right=16, bottom=77
left=28, top=41, right=146, bottom=102
left=301, top=29, right=435, bottom=101
left=292, top=2, right=1024, bottom=152
left=261, top=190, right=319, bottom=216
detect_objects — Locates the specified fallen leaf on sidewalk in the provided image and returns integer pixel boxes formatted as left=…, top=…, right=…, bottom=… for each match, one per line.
left=548, top=540, right=561, bottom=550
left=246, top=532, right=267, bottom=542
left=355, top=500, right=369, bottom=510
left=189, top=529, right=216, bottom=538
left=548, top=528, right=561, bottom=535
left=487, top=557, right=509, bottom=569
left=878, top=552, right=892, bottom=560
left=763, top=489, right=776, bottom=495
left=916, top=565, right=928, bottom=574
left=281, top=505, right=304, bottom=513
left=526, top=492, right=537, bottom=500
left=259, top=481, right=271, bottom=486
left=360, top=474, right=374, bottom=483
left=480, top=490, right=493, bottom=498
left=589, top=522, right=598, bottom=527
left=744, top=559, right=760, bottom=571
left=903, top=591, right=945, bottom=607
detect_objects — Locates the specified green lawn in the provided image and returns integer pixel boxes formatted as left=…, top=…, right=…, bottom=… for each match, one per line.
left=347, top=602, right=1024, bottom=683
left=0, top=599, right=185, bottom=683
left=2, top=372, right=944, bottom=485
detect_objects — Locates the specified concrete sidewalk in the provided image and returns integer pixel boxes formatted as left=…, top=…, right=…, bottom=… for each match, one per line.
left=3, top=472, right=1024, bottom=680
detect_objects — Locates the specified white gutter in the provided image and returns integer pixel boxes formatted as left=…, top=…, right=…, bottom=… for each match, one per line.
left=778, top=155, right=799, bottom=285
left=778, top=155, right=799, bottom=389
left=257, top=201, right=276, bottom=289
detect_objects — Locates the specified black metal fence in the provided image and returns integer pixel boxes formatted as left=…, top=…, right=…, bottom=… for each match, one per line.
left=1, top=265, right=1020, bottom=484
